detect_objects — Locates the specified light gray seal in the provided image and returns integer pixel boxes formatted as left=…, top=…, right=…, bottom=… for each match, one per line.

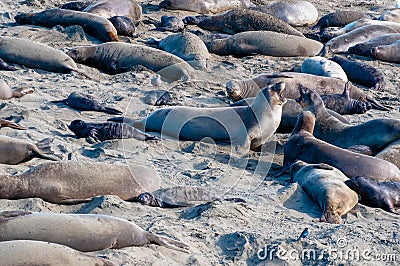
left=379, top=9, right=400, bottom=23
left=160, top=0, right=252, bottom=14
left=0, top=211, right=190, bottom=253
left=83, top=0, right=142, bottom=22
left=301, top=56, right=347, bottom=81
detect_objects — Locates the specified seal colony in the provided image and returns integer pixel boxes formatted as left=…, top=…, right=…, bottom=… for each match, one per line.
left=1, top=0, right=400, bottom=264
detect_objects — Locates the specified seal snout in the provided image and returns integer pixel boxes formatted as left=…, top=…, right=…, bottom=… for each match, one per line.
left=68, top=119, right=86, bottom=137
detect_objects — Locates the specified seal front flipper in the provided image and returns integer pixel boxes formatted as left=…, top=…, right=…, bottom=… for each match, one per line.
left=0, top=58, right=17, bottom=71
left=103, top=107, right=123, bottom=115
left=147, top=232, right=190, bottom=253
left=87, top=129, right=102, bottom=143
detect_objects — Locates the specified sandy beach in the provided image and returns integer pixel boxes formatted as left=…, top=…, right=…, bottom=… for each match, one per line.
left=0, top=0, right=400, bottom=265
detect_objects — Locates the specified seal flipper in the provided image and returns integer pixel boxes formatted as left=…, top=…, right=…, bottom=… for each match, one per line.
left=103, top=107, right=123, bottom=115
left=0, top=58, right=17, bottom=71
left=0, top=210, right=32, bottom=219
left=11, top=87, right=35, bottom=98
left=366, top=96, right=391, bottom=111
left=147, top=231, right=190, bottom=253
left=0, top=119, right=26, bottom=130
left=29, top=138, right=60, bottom=162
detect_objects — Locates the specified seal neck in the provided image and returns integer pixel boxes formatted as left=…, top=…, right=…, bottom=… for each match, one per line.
left=291, top=111, right=316, bottom=135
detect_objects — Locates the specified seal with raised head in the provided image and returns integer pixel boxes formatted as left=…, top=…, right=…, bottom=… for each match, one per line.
left=225, top=72, right=387, bottom=110
left=14, top=8, right=118, bottom=42
left=204, top=31, right=323, bottom=57
left=0, top=160, right=161, bottom=203
left=290, top=160, right=358, bottom=224
left=68, top=119, right=159, bottom=143
left=300, top=56, right=347, bottom=81
left=0, top=211, right=190, bottom=253
left=296, top=86, right=400, bottom=152
left=83, top=0, right=142, bottom=22
left=0, top=240, right=117, bottom=266
left=371, top=40, right=400, bottom=63
left=184, top=9, right=304, bottom=36
left=109, top=82, right=287, bottom=152
left=320, top=83, right=371, bottom=115
left=160, top=0, right=252, bottom=14
left=66, top=42, right=192, bottom=81
left=281, top=111, right=400, bottom=181
left=345, top=176, right=400, bottom=214
left=348, top=33, right=400, bottom=57
left=0, top=79, right=34, bottom=100
left=0, top=136, right=59, bottom=165
left=330, top=56, right=386, bottom=91
left=52, top=92, right=122, bottom=115
left=312, top=10, right=366, bottom=30
left=0, top=36, right=78, bottom=73
left=322, top=24, right=398, bottom=55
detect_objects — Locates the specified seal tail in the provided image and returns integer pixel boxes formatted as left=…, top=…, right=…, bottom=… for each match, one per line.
left=34, top=138, right=61, bottom=161
left=366, top=96, right=391, bottom=111
left=104, top=107, right=123, bottom=115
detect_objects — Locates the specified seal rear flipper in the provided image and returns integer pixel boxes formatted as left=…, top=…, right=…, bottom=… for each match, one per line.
left=0, top=119, right=26, bottom=130
left=31, top=138, right=61, bottom=162
left=103, top=107, right=123, bottom=115
left=0, top=210, right=32, bottom=219
left=222, top=197, right=246, bottom=203
left=0, top=58, right=17, bottom=71
left=366, top=96, right=391, bottom=111
left=148, top=232, right=190, bottom=253
left=11, top=87, right=35, bottom=98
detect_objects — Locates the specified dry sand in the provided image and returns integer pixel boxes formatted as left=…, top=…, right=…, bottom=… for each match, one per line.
left=1, top=0, right=400, bottom=265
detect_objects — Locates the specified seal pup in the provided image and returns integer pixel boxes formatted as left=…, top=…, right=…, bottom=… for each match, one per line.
left=296, top=86, right=400, bottom=152
left=0, top=58, right=16, bottom=71
left=281, top=111, right=400, bottom=181
left=0, top=36, right=78, bottom=73
left=0, top=160, right=161, bottom=203
left=371, top=40, right=400, bottom=63
left=0, top=211, right=190, bottom=253
left=0, top=79, right=34, bottom=100
left=330, top=56, right=386, bottom=91
left=320, top=84, right=371, bottom=115
left=83, top=0, right=142, bottom=22
left=14, top=8, right=118, bottom=42
left=345, top=176, right=400, bottom=214
left=144, top=90, right=172, bottom=106
left=312, top=10, right=366, bottom=30
left=184, top=9, right=304, bottom=37
left=110, top=82, right=287, bottom=152
left=0, top=119, right=26, bottom=130
left=108, top=16, right=136, bottom=36
left=348, top=33, right=400, bottom=57
left=53, top=92, right=122, bottom=115
left=157, top=15, right=185, bottom=32
left=290, top=160, right=358, bottom=224
left=0, top=136, right=59, bottom=165
left=225, top=72, right=387, bottom=110
left=1, top=240, right=117, bottom=266
left=68, top=120, right=159, bottom=143
left=66, top=42, right=193, bottom=81
left=204, top=31, right=323, bottom=57
left=300, top=56, right=348, bottom=81
left=160, top=0, right=252, bottom=14
left=379, top=9, right=400, bottom=23
left=322, top=24, right=398, bottom=55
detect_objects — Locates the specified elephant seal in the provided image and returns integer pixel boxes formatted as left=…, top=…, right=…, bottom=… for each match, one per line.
left=281, top=111, right=400, bottom=181
left=371, top=40, right=400, bottom=63
left=345, top=176, right=400, bottom=214
left=204, top=31, right=323, bottom=57
left=154, top=32, right=209, bottom=70
left=160, top=0, right=252, bottom=14
left=0, top=211, right=190, bottom=253
left=330, top=56, right=386, bottom=91
left=52, top=92, right=122, bottom=115
left=0, top=240, right=116, bottom=266
left=0, top=58, right=16, bottom=71
left=0, top=119, right=26, bottom=130
left=300, top=56, right=347, bottom=81
left=312, top=10, right=366, bottom=30
left=66, top=42, right=192, bottom=81
left=322, top=25, right=398, bottom=55
left=68, top=120, right=159, bottom=143
left=0, top=80, right=34, bottom=100
left=136, top=186, right=244, bottom=208
left=0, top=36, right=78, bottom=73
left=376, top=139, right=400, bottom=169
left=290, top=160, right=358, bottom=224
left=379, top=9, right=400, bottom=23
left=320, top=83, right=371, bottom=115
left=225, top=72, right=387, bottom=110
left=110, top=82, right=287, bottom=152
left=0, top=160, right=161, bottom=203
left=14, top=8, right=118, bottom=42
left=157, top=15, right=185, bottom=32
left=83, top=0, right=142, bottom=22
left=184, top=9, right=304, bottom=36
left=60, top=1, right=89, bottom=11
left=108, top=16, right=136, bottom=36
left=348, top=33, right=400, bottom=57
left=296, top=86, right=400, bottom=152
left=0, top=137, right=59, bottom=165
left=144, top=90, right=172, bottom=106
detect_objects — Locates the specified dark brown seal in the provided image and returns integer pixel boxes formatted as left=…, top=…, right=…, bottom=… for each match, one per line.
left=184, top=9, right=304, bottom=36
left=52, top=92, right=123, bottom=115
left=330, top=56, right=386, bottom=91
left=345, top=176, right=400, bottom=214
left=312, top=11, right=366, bottom=30
left=371, top=40, right=400, bottom=63
left=320, top=83, right=371, bottom=115
left=280, top=111, right=400, bottom=181
left=296, top=86, right=400, bottom=152
left=68, top=119, right=159, bottom=143
left=14, top=8, right=118, bottom=42
left=0, top=160, right=161, bottom=204
left=348, top=33, right=400, bottom=57
left=108, top=16, right=136, bottom=36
